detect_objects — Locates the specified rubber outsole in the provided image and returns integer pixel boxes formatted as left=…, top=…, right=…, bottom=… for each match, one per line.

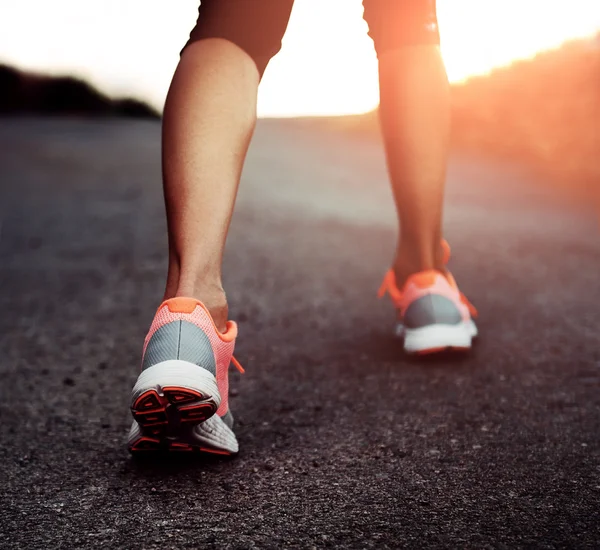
left=412, top=345, right=471, bottom=356
left=129, top=435, right=233, bottom=456
left=128, top=414, right=239, bottom=455
left=131, top=385, right=218, bottom=439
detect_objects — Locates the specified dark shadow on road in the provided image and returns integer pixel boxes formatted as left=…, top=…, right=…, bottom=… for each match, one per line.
left=123, top=451, right=239, bottom=478
left=341, top=329, right=479, bottom=369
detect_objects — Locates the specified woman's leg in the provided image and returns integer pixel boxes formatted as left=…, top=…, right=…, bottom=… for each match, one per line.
left=127, top=1, right=295, bottom=456
left=365, top=1, right=477, bottom=354
left=378, top=45, right=450, bottom=285
left=161, top=38, right=260, bottom=332
left=162, top=0, right=294, bottom=331
left=363, top=0, right=449, bottom=286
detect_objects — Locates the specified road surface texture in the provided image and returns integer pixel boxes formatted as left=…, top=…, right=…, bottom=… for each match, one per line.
left=0, top=118, right=599, bottom=549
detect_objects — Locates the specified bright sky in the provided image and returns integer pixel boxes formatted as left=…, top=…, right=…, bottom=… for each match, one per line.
left=0, top=0, right=599, bottom=117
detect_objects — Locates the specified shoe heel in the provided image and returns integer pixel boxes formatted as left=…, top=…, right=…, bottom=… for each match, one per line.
left=130, top=360, right=221, bottom=437
left=131, top=385, right=219, bottom=438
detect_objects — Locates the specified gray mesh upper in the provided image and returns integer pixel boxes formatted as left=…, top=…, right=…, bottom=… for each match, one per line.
left=402, top=295, right=462, bottom=329
left=142, top=321, right=216, bottom=375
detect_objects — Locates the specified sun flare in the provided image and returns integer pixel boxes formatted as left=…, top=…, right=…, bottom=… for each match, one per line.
left=260, top=0, right=600, bottom=117
left=438, top=0, right=600, bottom=83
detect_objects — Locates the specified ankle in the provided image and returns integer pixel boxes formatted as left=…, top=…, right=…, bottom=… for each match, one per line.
left=393, top=241, right=447, bottom=288
left=164, top=281, right=229, bottom=332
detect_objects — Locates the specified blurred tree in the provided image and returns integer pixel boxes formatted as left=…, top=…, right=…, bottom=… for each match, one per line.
left=0, top=65, right=159, bottom=118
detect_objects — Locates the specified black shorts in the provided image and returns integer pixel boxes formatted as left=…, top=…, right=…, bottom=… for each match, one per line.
left=183, top=1, right=440, bottom=75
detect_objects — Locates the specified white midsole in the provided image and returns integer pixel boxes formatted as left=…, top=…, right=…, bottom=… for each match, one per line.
left=193, top=415, right=238, bottom=453
left=130, top=359, right=221, bottom=409
left=400, top=320, right=478, bottom=353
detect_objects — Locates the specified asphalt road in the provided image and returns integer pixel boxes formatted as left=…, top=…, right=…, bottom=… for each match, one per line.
left=0, top=118, right=599, bottom=549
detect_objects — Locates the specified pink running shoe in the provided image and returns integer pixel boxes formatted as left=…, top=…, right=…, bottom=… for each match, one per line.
left=378, top=241, right=478, bottom=354
left=127, top=297, right=243, bottom=455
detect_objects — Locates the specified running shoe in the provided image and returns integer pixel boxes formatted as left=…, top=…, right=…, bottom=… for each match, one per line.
left=127, top=297, right=243, bottom=455
left=378, top=240, right=478, bottom=354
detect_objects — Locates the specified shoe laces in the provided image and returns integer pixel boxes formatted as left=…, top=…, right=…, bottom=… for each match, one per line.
left=445, top=271, right=478, bottom=318
left=377, top=270, right=403, bottom=308
left=231, top=356, right=245, bottom=374
left=460, top=293, right=478, bottom=317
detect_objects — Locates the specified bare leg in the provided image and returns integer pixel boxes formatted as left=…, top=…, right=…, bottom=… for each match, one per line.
left=377, top=45, right=450, bottom=286
left=161, top=38, right=260, bottom=331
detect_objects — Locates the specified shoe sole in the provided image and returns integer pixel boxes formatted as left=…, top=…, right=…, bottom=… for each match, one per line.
left=128, top=360, right=236, bottom=454
left=402, top=320, right=478, bottom=355
left=128, top=415, right=238, bottom=455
